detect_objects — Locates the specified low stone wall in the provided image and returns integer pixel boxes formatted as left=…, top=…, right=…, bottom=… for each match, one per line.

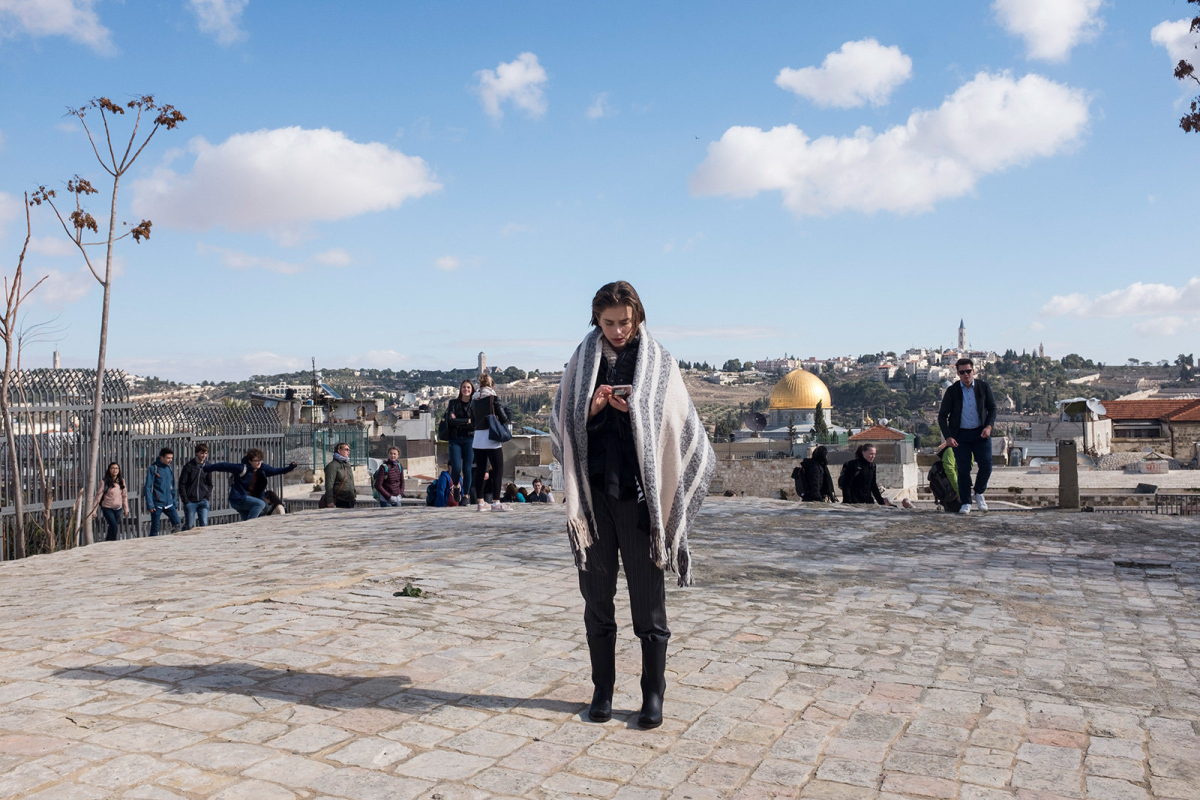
left=711, top=458, right=918, bottom=500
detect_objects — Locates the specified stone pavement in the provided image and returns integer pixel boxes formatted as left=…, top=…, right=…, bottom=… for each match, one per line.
left=0, top=499, right=1197, bottom=799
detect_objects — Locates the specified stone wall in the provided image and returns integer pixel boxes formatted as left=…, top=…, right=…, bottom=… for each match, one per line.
left=711, top=458, right=918, bottom=500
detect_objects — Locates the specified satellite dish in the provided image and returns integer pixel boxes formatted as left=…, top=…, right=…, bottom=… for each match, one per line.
left=744, top=412, right=767, bottom=432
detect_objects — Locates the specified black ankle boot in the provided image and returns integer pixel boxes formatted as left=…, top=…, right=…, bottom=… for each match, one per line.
left=587, top=635, right=615, bottom=722
left=638, top=639, right=668, bottom=728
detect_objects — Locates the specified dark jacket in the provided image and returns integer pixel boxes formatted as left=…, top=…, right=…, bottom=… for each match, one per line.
left=178, top=458, right=213, bottom=504
left=143, top=458, right=177, bottom=509
left=206, top=458, right=296, bottom=504
left=588, top=337, right=641, bottom=499
left=938, top=378, right=997, bottom=438
left=840, top=457, right=885, bottom=505
left=526, top=487, right=549, bottom=503
left=445, top=397, right=475, bottom=439
left=373, top=460, right=405, bottom=501
left=794, top=458, right=836, bottom=502
left=321, top=457, right=356, bottom=503
left=471, top=392, right=511, bottom=431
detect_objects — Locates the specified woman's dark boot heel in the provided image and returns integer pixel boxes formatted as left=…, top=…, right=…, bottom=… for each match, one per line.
left=638, top=639, right=668, bottom=728
left=587, top=635, right=615, bottom=722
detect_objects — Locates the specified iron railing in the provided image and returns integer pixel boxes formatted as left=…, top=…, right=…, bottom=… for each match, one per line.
left=0, top=369, right=284, bottom=559
left=1154, top=494, right=1200, bottom=516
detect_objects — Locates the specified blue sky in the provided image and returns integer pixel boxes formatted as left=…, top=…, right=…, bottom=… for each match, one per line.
left=0, top=0, right=1197, bottom=381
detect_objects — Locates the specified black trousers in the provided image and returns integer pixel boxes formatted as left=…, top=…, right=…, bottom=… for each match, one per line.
left=473, top=447, right=503, bottom=502
left=578, top=490, right=670, bottom=643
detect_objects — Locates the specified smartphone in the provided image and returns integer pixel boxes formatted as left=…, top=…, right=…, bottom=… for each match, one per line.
left=611, top=385, right=633, bottom=398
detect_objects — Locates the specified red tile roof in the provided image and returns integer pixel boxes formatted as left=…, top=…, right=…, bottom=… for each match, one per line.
left=1102, top=399, right=1200, bottom=421
left=849, top=424, right=906, bottom=441
left=1166, top=399, right=1200, bottom=422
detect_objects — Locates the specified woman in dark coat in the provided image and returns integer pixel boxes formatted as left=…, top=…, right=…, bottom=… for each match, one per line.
left=795, top=445, right=837, bottom=502
left=445, top=380, right=476, bottom=503
left=471, top=373, right=511, bottom=511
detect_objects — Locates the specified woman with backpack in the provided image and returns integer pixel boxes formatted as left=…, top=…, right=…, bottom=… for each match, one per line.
left=445, top=380, right=476, bottom=503
left=550, top=280, right=715, bottom=730
left=471, top=373, right=510, bottom=512
left=839, top=444, right=891, bottom=506
left=795, top=445, right=836, bottom=502
left=373, top=446, right=405, bottom=507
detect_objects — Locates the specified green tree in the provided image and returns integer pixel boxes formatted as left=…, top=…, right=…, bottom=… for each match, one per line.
left=812, top=400, right=830, bottom=437
left=722, top=358, right=741, bottom=372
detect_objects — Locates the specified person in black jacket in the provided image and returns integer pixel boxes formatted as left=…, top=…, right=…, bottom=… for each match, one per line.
left=937, top=358, right=998, bottom=513
left=794, top=445, right=836, bottom=502
left=840, top=444, right=891, bottom=505
left=178, top=443, right=214, bottom=530
left=471, top=373, right=511, bottom=511
left=445, top=380, right=476, bottom=503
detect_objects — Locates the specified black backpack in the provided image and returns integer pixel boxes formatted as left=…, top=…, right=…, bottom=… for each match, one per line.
left=927, top=460, right=962, bottom=512
left=837, top=460, right=859, bottom=501
left=794, top=462, right=813, bottom=499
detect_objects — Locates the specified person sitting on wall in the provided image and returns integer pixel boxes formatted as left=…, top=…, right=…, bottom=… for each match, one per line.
left=206, top=448, right=297, bottom=520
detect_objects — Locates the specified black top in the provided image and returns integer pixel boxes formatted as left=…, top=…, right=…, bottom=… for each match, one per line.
left=937, top=378, right=997, bottom=438
left=840, top=457, right=885, bottom=505
left=178, top=458, right=213, bottom=504
left=445, top=397, right=475, bottom=438
left=471, top=393, right=510, bottom=431
left=794, top=458, right=836, bottom=502
left=587, top=337, right=642, bottom=500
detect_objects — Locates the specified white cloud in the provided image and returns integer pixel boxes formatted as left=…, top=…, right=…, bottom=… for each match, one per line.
left=27, top=236, right=77, bottom=257
left=1042, top=278, right=1200, bottom=318
left=358, top=349, right=410, bottom=369
left=131, top=127, right=440, bottom=243
left=474, top=52, right=548, bottom=121
left=587, top=92, right=616, bottom=119
left=691, top=71, right=1089, bottom=218
left=1151, top=18, right=1200, bottom=66
left=0, top=191, right=21, bottom=240
left=0, top=0, right=114, bottom=54
left=313, top=247, right=351, bottom=267
left=31, top=266, right=94, bottom=306
left=775, top=38, right=912, bottom=108
left=199, top=243, right=305, bottom=274
left=188, top=0, right=247, bottom=46
left=1133, top=316, right=1190, bottom=337
left=993, top=0, right=1102, bottom=62
left=435, top=255, right=459, bottom=271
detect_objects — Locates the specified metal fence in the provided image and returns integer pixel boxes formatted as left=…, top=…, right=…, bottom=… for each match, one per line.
left=283, top=425, right=370, bottom=471
left=1154, top=494, right=1200, bottom=515
left=0, top=369, right=284, bottom=560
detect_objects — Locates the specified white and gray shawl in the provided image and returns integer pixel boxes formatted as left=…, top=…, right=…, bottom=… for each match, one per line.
left=549, top=325, right=715, bottom=586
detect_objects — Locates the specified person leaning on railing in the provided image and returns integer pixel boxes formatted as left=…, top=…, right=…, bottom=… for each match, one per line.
left=205, top=448, right=297, bottom=520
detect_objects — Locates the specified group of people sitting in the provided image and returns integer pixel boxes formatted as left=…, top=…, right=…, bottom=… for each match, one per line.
left=791, top=443, right=906, bottom=507
left=94, top=444, right=295, bottom=541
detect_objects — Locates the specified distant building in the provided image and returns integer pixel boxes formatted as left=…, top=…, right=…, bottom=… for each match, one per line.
left=767, top=369, right=833, bottom=428
left=755, top=357, right=798, bottom=373
left=958, top=319, right=967, bottom=351
left=1101, top=398, right=1200, bottom=460
left=478, top=352, right=487, bottom=376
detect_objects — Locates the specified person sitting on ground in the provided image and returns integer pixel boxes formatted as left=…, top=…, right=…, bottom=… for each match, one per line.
left=502, top=483, right=521, bottom=503
left=262, top=490, right=286, bottom=516
left=144, top=447, right=181, bottom=536
left=795, top=445, right=837, bottom=503
left=205, top=448, right=298, bottom=520
left=321, top=442, right=358, bottom=508
left=838, top=444, right=892, bottom=506
left=373, top=447, right=405, bottom=508
left=526, top=477, right=550, bottom=503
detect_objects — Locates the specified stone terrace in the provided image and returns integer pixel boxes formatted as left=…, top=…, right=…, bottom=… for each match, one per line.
left=0, top=500, right=1197, bottom=799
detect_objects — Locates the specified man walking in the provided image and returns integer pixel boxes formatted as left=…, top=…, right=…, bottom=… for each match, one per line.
left=144, top=447, right=181, bottom=536
left=938, top=357, right=998, bottom=513
left=178, top=443, right=213, bottom=530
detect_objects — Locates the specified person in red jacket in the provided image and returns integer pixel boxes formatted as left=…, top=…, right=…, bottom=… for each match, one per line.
left=374, top=447, right=405, bottom=507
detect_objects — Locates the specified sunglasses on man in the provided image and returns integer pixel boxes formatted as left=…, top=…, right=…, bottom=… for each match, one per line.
left=958, top=368, right=973, bottom=375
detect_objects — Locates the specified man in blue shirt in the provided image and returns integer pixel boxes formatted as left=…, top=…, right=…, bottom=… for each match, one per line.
left=937, top=358, right=998, bottom=513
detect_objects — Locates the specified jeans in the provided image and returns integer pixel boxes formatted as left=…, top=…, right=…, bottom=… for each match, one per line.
left=184, top=499, right=209, bottom=530
left=448, top=436, right=474, bottom=497
left=578, top=489, right=669, bottom=642
left=378, top=497, right=400, bottom=507
left=230, top=495, right=267, bottom=520
left=952, top=427, right=993, bottom=505
left=101, top=507, right=123, bottom=542
left=473, top=447, right=503, bottom=504
left=149, top=506, right=181, bottom=536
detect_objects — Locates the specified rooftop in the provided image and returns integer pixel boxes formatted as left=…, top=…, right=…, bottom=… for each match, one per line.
left=849, top=424, right=907, bottom=441
left=1102, top=398, right=1200, bottom=421
left=0, top=503, right=1196, bottom=798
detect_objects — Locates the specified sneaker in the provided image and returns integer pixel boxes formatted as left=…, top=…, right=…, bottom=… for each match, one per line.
left=958, top=505, right=971, bottom=514
left=476, top=501, right=488, bottom=512
left=974, top=493, right=988, bottom=511
left=490, top=503, right=508, bottom=512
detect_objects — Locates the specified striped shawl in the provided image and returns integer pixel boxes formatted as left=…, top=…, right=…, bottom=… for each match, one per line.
left=549, top=325, right=715, bottom=586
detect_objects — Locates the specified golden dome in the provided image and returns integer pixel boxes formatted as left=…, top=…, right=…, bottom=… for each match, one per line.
left=768, top=369, right=832, bottom=410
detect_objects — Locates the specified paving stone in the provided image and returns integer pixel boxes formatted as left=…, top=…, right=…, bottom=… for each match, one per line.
left=312, top=766, right=431, bottom=800
left=210, top=779, right=296, bottom=800
left=241, top=753, right=335, bottom=787
left=397, top=750, right=494, bottom=780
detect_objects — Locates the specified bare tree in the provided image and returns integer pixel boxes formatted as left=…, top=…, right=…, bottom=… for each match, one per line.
left=0, top=196, right=47, bottom=560
left=31, top=96, right=185, bottom=545
left=1173, top=0, right=1200, bottom=132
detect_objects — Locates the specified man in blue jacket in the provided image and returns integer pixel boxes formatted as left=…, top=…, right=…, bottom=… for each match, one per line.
left=205, top=448, right=297, bottom=520
left=937, top=358, right=998, bottom=514
left=144, top=447, right=180, bottom=536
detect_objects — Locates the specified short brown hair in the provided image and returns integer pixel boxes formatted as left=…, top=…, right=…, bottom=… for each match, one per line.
left=245, top=448, right=264, bottom=461
left=590, top=281, right=646, bottom=329
left=955, top=357, right=974, bottom=369
left=194, top=443, right=208, bottom=455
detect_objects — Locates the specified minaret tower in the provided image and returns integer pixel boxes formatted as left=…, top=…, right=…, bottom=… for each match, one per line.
left=958, top=319, right=967, bottom=351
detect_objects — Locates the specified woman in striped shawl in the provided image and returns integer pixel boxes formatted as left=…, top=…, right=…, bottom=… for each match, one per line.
left=550, top=281, right=715, bottom=729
